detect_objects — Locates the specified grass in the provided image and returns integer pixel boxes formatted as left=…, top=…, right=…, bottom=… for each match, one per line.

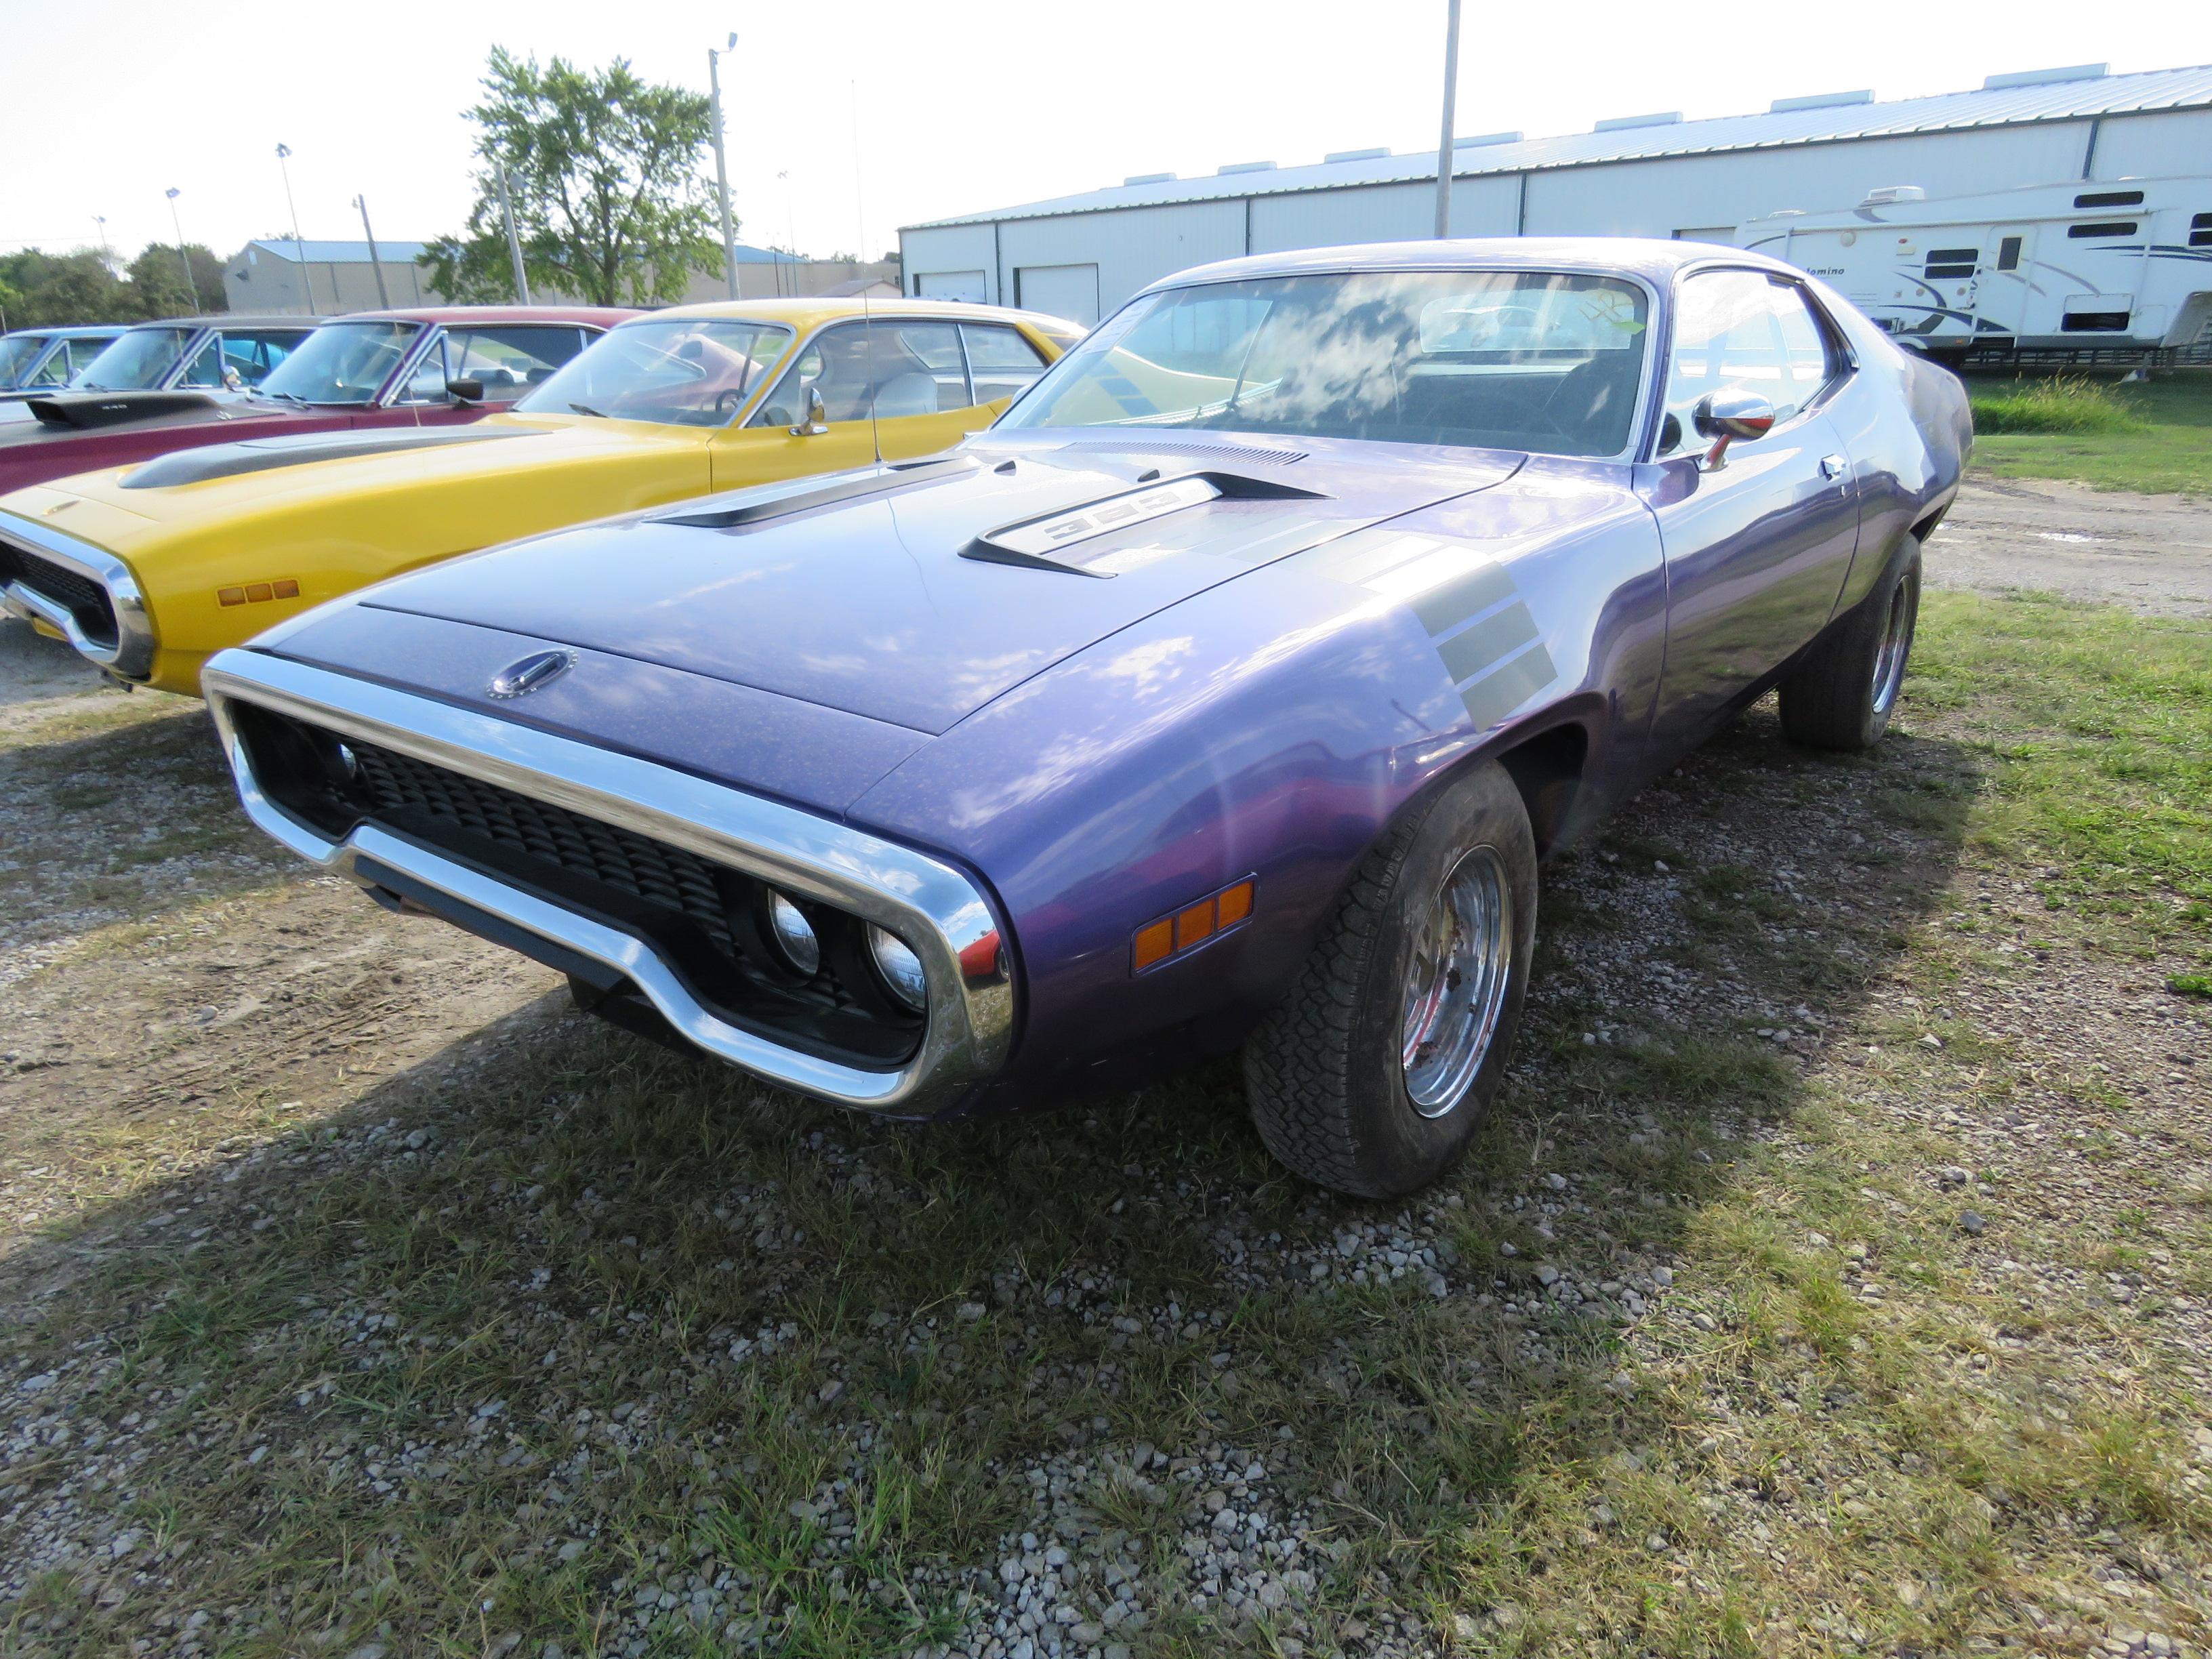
left=1966, top=368, right=2212, bottom=495
left=3, top=592, right=2210, bottom=1655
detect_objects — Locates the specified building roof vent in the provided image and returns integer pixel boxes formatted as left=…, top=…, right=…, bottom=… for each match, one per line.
left=1216, top=160, right=1277, bottom=176
left=1324, top=147, right=1391, bottom=163
left=1982, top=62, right=2108, bottom=89
left=1859, top=185, right=1928, bottom=207
left=1769, top=89, right=1874, bottom=112
left=1593, top=110, right=1682, bottom=132
left=1452, top=130, right=1523, bottom=148
left=1122, top=171, right=1176, bottom=186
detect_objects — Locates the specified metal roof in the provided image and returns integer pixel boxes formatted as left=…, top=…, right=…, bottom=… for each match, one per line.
left=243, top=239, right=432, bottom=264
left=907, top=62, right=2212, bottom=230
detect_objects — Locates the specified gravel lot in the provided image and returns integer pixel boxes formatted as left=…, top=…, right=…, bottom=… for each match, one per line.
left=1, top=479, right=2206, bottom=1658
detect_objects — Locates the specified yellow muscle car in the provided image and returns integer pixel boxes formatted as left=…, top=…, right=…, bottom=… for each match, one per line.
left=0, top=298, right=1077, bottom=695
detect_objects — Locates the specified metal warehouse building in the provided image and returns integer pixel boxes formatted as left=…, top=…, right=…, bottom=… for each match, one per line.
left=900, top=61, right=2212, bottom=324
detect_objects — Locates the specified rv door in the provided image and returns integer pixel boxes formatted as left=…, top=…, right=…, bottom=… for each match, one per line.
left=1976, top=226, right=2037, bottom=342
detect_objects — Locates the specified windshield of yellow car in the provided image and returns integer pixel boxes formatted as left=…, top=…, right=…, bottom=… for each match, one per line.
left=70, top=327, right=194, bottom=392
left=514, top=319, right=793, bottom=428
left=999, top=269, right=1651, bottom=459
left=254, top=321, right=422, bottom=405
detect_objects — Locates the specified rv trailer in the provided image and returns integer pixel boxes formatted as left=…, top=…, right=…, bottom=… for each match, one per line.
left=1739, top=176, right=2212, bottom=363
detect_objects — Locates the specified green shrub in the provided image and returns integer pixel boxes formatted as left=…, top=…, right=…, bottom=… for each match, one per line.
left=1969, top=375, right=2150, bottom=436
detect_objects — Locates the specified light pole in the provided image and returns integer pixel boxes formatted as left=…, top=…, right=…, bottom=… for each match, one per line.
left=494, top=161, right=532, bottom=303
left=708, top=33, right=740, bottom=300
left=275, top=143, right=315, bottom=313
left=1433, top=0, right=1463, bottom=239
left=92, top=216, right=112, bottom=271
left=352, top=194, right=391, bottom=308
left=779, top=170, right=797, bottom=299
left=163, top=189, right=195, bottom=307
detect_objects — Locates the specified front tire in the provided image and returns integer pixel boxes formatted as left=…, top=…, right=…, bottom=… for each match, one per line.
left=1243, top=762, right=1538, bottom=1198
left=1778, top=537, right=1921, bottom=752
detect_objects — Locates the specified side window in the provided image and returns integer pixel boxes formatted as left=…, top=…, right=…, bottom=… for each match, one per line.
left=66, top=339, right=114, bottom=378
left=447, top=326, right=588, bottom=396
left=747, top=321, right=970, bottom=426
left=1660, top=272, right=1836, bottom=454
left=220, top=332, right=292, bottom=387
left=30, top=345, right=75, bottom=386
left=399, top=335, right=452, bottom=404
left=963, top=324, right=1048, bottom=404
left=882, top=322, right=968, bottom=415
left=178, top=336, right=224, bottom=388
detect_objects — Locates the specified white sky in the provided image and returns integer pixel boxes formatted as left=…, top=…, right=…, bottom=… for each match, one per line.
left=4, top=0, right=2206, bottom=268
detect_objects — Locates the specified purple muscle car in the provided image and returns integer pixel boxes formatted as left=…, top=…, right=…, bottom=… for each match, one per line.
left=0, top=306, right=635, bottom=498
left=203, top=240, right=1970, bottom=1196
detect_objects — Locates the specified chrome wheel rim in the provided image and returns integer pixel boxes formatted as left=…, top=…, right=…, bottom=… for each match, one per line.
left=1400, top=844, right=1513, bottom=1116
left=1870, top=580, right=1913, bottom=715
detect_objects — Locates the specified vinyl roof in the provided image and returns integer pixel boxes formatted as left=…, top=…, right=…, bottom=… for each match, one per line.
left=906, top=62, right=2212, bottom=230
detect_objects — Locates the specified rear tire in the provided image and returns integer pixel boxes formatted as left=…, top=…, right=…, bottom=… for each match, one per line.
left=1243, top=762, right=1538, bottom=1199
left=1778, top=537, right=1921, bottom=752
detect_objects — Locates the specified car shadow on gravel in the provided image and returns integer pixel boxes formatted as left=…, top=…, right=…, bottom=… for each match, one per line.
left=0, top=703, right=1984, bottom=1652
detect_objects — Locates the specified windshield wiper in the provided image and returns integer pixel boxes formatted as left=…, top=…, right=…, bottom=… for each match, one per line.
left=258, top=388, right=307, bottom=405
left=567, top=401, right=607, bottom=418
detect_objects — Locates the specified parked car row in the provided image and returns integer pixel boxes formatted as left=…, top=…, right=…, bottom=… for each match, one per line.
left=1, top=242, right=1969, bottom=1194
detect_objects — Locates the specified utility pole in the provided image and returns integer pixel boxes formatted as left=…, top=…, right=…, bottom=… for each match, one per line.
left=275, top=144, right=315, bottom=312
left=92, top=216, right=112, bottom=270
left=352, top=195, right=391, bottom=308
left=495, top=161, right=532, bottom=303
left=163, top=190, right=195, bottom=306
left=779, top=170, right=797, bottom=299
left=1433, top=0, right=1463, bottom=239
left=708, top=34, right=740, bottom=300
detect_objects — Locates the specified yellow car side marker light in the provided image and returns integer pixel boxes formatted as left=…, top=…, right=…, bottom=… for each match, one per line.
left=1132, top=877, right=1256, bottom=973
left=218, top=578, right=300, bottom=607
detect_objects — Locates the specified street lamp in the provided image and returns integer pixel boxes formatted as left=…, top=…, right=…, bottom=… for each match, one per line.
left=1433, top=0, right=1463, bottom=239
left=92, top=215, right=112, bottom=270
left=707, top=32, right=740, bottom=300
left=352, top=194, right=391, bottom=308
left=274, top=143, right=315, bottom=313
left=163, top=189, right=195, bottom=307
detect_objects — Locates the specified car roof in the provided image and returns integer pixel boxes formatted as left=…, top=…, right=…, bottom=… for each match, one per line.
left=335, top=305, right=642, bottom=327
left=3, top=324, right=127, bottom=340
left=135, top=314, right=332, bottom=330
left=632, top=295, right=1077, bottom=333
left=1141, top=236, right=1799, bottom=298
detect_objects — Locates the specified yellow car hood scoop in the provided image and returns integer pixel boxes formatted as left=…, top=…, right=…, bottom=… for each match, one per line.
left=120, top=424, right=544, bottom=490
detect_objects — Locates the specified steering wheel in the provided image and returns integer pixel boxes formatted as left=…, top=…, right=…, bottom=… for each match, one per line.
left=714, top=387, right=746, bottom=418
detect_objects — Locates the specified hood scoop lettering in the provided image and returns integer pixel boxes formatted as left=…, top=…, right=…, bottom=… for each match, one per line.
left=962, top=470, right=1330, bottom=577
left=27, top=390, right=224, bottom=431
left=653, top=454, right=978, bottom=531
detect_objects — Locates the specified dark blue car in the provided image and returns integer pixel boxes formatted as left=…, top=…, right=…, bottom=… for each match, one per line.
left=203, top=239, right=1971, bottom=1196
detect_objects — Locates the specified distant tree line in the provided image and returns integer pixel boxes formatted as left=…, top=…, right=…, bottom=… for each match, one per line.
left=0, top=244, right=228, bottom=329
left=421, top=48, right=726, bottom=308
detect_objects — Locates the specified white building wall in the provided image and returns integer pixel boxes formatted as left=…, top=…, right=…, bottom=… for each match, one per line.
left=999, top=199, right=1246, bottom=317
left=2087, top=108, right=2212, bottom=179
left=901, top=224, right=1000, bottom=302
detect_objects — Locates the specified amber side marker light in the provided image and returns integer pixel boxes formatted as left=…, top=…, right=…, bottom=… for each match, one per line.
left=1132, top=877, right=1256, bottom=973
left=218, top=578, right=300, bottom=607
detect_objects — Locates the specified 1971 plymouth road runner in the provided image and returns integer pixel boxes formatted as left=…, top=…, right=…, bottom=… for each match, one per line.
left=0, top=314, right=321, bottom=420
left=0, top=325, right=125, bottom=393
left=0, top=297, right=1071, bottom=694
left=0, top=306, right=635, bottom=498
left=202, top=240, right=1969, bottom=1196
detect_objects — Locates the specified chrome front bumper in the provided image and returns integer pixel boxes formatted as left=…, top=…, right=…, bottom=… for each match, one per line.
left=202, top=649, right=1015, bottom=1115
left=0, top=508, right=157, bottom=679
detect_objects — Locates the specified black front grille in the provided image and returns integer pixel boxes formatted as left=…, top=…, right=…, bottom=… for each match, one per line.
left=0, top=535, right=116, bottom=644
left=232, top=705, right=919, bottom=1067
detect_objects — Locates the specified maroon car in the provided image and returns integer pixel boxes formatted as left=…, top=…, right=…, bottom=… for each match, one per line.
left=0, top=306, right=636, bottom=498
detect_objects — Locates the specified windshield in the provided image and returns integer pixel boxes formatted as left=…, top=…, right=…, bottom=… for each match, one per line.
left=70, top=327, right=193, bottom=392
left=1002, top=270, right=1651, bottom=458
left=254, top=321, right=419, bottom=405
left=0, top=336, right=49, bottom=385
left=514, top=318, right=792, bottom=427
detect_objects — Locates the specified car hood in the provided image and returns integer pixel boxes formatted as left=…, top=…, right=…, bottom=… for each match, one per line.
left=346, top=436, right=1523, bottom=735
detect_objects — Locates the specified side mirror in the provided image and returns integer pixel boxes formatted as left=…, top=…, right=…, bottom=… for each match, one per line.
left=1692, top=388, right=1775, bottom=472
left=790, top=384, right=829, bottom=436
left=447, top=377, right=486, bottom=404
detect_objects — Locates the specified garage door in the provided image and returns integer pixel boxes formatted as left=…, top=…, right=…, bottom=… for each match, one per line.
left=1015, top=264, right=1101, bottom=327
left=916, top=269, right=988, bottom=303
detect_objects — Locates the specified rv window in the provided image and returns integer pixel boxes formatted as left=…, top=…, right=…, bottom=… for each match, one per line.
left=1923, top=247, right=1978, bottom=279
left=2073, top=189, right=2144, bottom=209
left=2067, top=222, right=2138, bottom=239
left=2192, top=213, right=2212, bottom=249
left=1996, top=237, right=2023, bottom=271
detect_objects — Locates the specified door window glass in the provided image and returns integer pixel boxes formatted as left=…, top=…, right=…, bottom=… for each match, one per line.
left=448, top=326, right=590, bottom=393
left=513, top=318, right=791, bottom=427
left=747, top=320, right=975, bottom=426
left=30, top=343, right=79, bottom=386
left=178, top=336, right=225, bottom=388
left=1659, top=271, right=1835, bottom=455
left=219, top=331, right=298, bottom=386
left=962, top=324, right=1048, bottom=403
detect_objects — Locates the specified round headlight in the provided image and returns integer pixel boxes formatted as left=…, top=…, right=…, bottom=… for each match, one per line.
left=764, top=891, right=821, bottom=977
left=867, top=924, right=926, bottom=1011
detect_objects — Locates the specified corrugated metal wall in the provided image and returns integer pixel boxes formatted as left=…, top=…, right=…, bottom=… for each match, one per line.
left=903, top=108, right=2212, bottom=319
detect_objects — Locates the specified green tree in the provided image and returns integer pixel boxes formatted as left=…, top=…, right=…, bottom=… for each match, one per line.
left=422, top=48, right=724, bottom=307
left=0, top=249, right=134, bottom=326
left=125, top=243, right=226, bottom=316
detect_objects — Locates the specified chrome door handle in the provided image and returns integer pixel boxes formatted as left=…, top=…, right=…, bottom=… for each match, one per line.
left=1820, top=454, right=1847, bottom=481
